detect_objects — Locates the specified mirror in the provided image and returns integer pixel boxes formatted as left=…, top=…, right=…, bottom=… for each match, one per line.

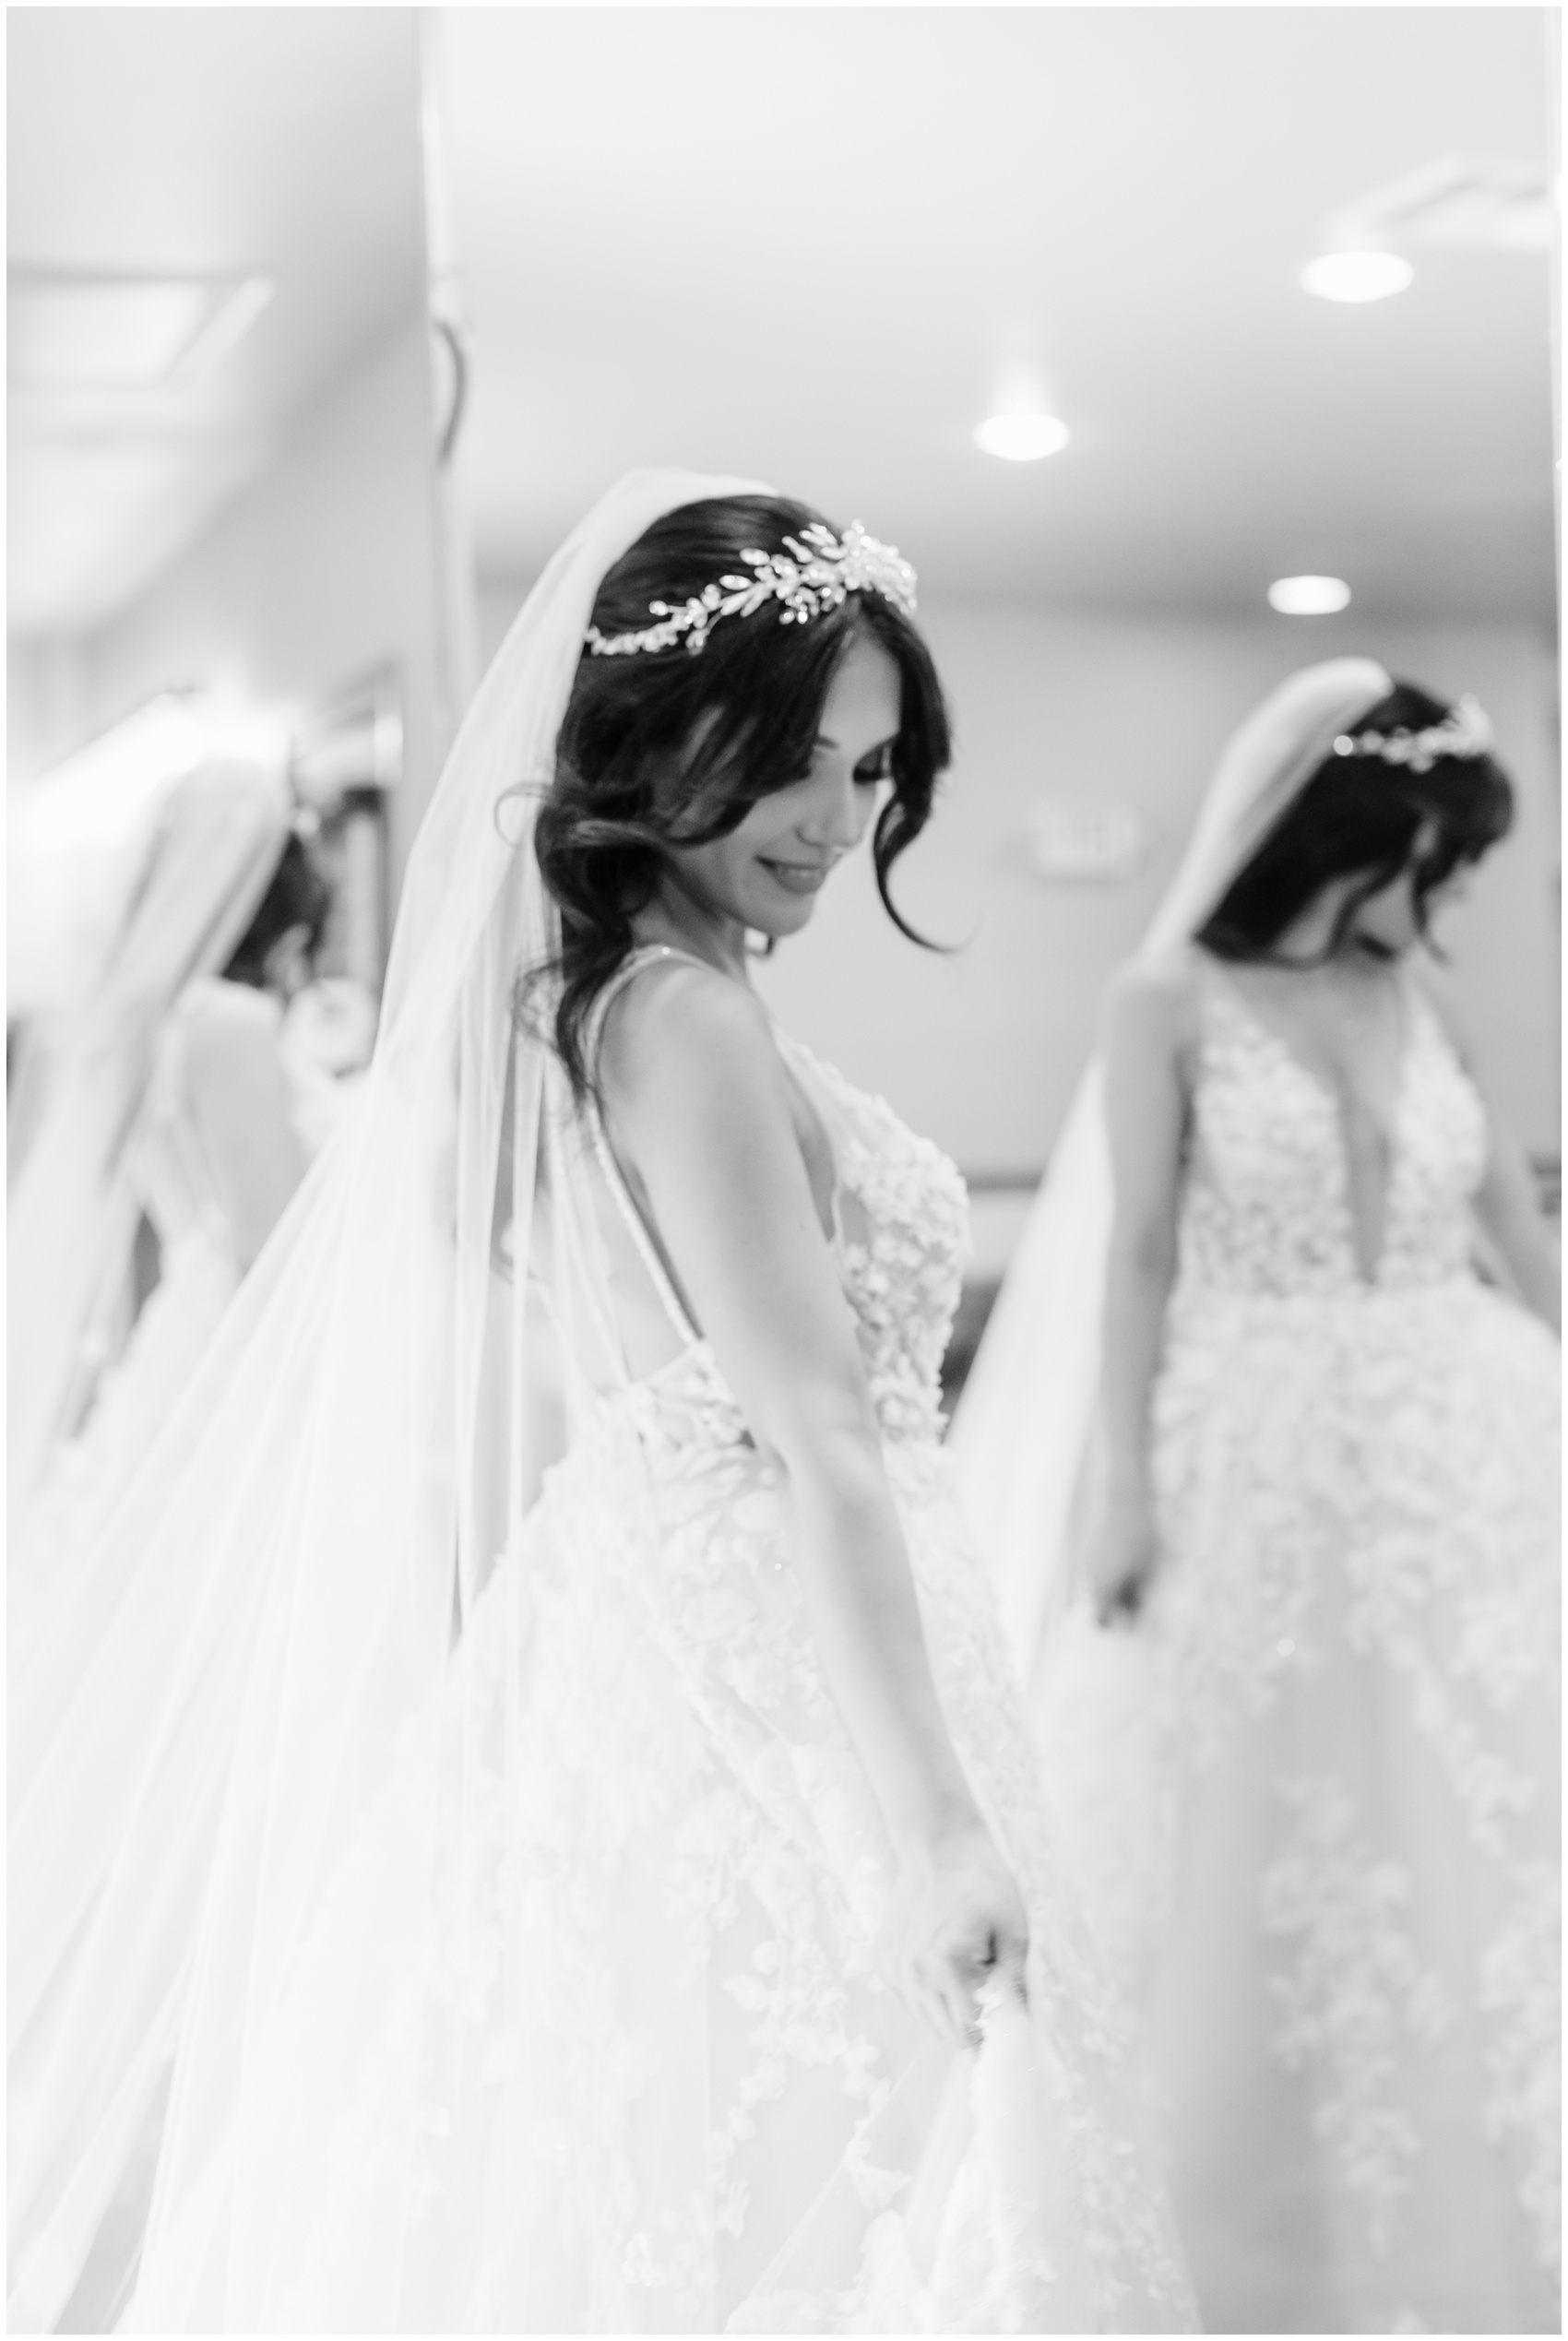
left=6, top=12, right=461, bottom=1670
left=7, top=6, right=457, bottom=945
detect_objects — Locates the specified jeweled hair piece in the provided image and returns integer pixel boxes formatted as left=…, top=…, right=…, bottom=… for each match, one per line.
left=585, top=520, right=918, bottom=658
left=1331, top=693, right=1492, bottom=775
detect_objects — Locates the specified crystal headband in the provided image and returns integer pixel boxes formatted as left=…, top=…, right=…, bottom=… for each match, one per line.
left=585, top=520, right=918, bottom=658
left=1331, top=694, right=1492, bottom=775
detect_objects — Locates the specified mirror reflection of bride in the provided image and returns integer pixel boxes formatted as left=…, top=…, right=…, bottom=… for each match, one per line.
left=955, top=661, right=1560, bottom=2335
left=9, top=775, right=372, bottom=1706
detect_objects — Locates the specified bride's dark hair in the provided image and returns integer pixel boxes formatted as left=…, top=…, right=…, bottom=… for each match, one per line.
left=223, top=835, right=331, bottom=988
left=521, top=493, right=952, bottom=1099
left=1197, top=681, right=1514, bottom=963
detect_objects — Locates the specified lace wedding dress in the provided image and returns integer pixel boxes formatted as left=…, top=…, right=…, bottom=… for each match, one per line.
left=1037, top=956, right=1560, bottom=2335
left=123, top=947, right=1195, bottom=2334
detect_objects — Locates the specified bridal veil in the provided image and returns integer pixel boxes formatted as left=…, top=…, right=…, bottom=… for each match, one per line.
left=8, top=469, right=764, bottom=2329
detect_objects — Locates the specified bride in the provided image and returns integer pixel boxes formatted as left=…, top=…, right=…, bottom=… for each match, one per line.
left=8, top=807, right=336, bottom=1678
left=8, top=756, right=293, bottom=1563
left=8, top=471, right=1194, bottom=2334
left=954, top=660, right=1560, bottom=2333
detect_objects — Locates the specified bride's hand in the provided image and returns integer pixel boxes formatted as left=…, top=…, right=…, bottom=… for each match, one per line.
left=1089, top=1486, right=1159, bottom=1625
left=876, top=1819, right=1029, bottom=2047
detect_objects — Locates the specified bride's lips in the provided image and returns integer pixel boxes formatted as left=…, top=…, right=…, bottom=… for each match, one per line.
left=757, top=856, right=833, bottom=897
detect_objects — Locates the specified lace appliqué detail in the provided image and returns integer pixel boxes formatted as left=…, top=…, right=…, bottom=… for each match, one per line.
left=1180, top=976, right=1486, bottom=1299
left=1113, top=955, right=1563, bottom=2326
left=1260, top=1777, right=1457, bottom=2249
left=781, top=1039, right=970, bottom=1450
left=1479, top=1861, right=1562, bottom=2273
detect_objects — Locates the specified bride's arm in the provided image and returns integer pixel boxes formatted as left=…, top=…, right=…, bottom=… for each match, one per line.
left=600, top=958, right=1028, bottom=2045
left=1420, top=982, right=1560, bottom=1335
left=1475, top=1136, right=1561, bottom=1335
left=1473, top=1128, right=1561, bottom=1335
left=1091, top=955, right=1195, bottom=1620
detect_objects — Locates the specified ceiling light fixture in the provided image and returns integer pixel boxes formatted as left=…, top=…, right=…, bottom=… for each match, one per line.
left=1300, top=250, right=1414, bottom=304
left=974, top=411, right=1070, bottom=463
left=975, top=345, right=1071, bottom=462
left=1268, top=575, right=1352, bottom=615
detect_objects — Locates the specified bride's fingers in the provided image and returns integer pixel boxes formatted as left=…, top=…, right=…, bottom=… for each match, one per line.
left=940, top=1948, right=992, bottom=2045
left=887, top=1897, right=1031, bottom=2045
left=993, top=1920, right=1030, bottom=2004
left=913, top=1952, right=960, bottom=2042
left=930, top=1966, right=973, bottom=2047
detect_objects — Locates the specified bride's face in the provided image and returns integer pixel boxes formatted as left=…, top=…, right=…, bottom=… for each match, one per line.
left=660, top=632, right=903, bottom=941
left=1343, top=839, right=1472, bottom=959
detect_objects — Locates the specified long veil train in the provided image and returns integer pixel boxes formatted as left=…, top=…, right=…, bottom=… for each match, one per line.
left=8, top=470, right=765, bottom=2328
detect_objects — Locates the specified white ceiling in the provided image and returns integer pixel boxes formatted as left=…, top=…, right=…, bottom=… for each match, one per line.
left=439, top=6, right=1557, bottom=624
left=7, top=6, right=428, bottom=640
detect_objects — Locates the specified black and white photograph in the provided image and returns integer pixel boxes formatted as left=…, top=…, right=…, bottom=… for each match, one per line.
left=6, top=6, right=1560, bottom=2334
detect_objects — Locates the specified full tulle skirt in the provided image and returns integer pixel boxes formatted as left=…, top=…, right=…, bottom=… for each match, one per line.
left=125, top=1389, right=1195, bottom=2332
left=1037, top=1277, right=1560, bottom=2335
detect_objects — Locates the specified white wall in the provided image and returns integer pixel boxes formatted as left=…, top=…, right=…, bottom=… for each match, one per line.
left=480, top=585, right=1560, bottom=1169
left=46, top=319, right=443, bottom=884
left=7, top=638, right=90, bottom=789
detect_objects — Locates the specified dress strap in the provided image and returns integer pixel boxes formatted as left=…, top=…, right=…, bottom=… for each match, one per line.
left=1192, top=953, right=1273, bottom=1063
left=1191, top=948, right=1236, bottom=1017
left=582, top=944, right=710, bottom=1049
left=584, top=947, right=707, bottom=1350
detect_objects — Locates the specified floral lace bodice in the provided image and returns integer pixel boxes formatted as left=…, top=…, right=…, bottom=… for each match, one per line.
left=1111, top=962, right=1562, bottom=2328
left=775, top=1029, right=972, bottom=1444
left=1179, top=963, right=1489, bottom=1299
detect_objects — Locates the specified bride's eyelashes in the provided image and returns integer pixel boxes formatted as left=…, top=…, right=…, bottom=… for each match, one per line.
left=785, top=741, right=894, bottom=791
left=856, top=745, right=896, bottom=786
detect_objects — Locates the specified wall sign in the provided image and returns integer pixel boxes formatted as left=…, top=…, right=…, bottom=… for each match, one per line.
left=1026, top=798, right=1148, bottom=883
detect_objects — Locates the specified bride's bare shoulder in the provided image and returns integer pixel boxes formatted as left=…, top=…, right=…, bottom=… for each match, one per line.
left=1102, top=944, right=1204, bottom=1059
left=599, top=953, right=776, bottom=1120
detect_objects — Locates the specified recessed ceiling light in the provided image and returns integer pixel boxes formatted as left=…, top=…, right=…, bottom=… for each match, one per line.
left=974, top=412, right=1070, bottom=462
left=1300, top=250, right=1414, bottom=304
left=1268, top=575, right=1351, bottom=615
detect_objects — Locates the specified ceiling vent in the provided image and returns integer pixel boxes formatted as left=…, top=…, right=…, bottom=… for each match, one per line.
left=1325, top=156, right=1553, bottom=255
left=7, top=271, right=273, bottom=390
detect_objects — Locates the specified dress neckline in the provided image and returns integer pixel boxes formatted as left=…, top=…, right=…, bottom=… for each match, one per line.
left=1202, top=959, right=1425, bottom=1288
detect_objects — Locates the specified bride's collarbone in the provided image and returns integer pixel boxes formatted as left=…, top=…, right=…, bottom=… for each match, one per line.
left=1222, top=964, right=1411, bottom=1129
